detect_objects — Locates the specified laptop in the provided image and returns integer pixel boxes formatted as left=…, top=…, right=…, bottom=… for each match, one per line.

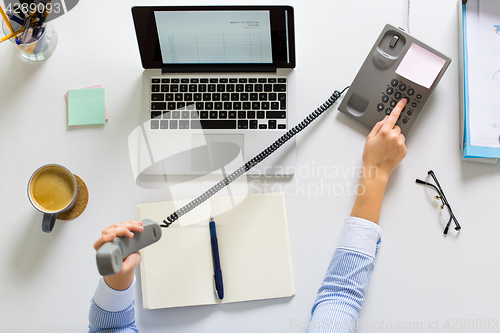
left=131, top=6, right=297, bottom=176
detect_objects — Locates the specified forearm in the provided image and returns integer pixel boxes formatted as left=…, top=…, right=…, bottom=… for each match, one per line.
left=309, top=250, right=375, bottom=332
left=308, top=218, right=381, bottom=333
left=352, top=98, right=407, bottom=225
left=350, top=175, right=388, bottom=225
left=89, top=301, right=137, bottom=333
left=89, top=277, right=138, bottom=333
left=105, top=270, right=135, bottom=291
left=308, top=99, right=406, bottom=332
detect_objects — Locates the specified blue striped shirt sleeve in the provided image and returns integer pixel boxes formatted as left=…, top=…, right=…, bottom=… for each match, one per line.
left=89, top=300, right=138, bottom=333
left=308, top=217, right=382, bottom=333
left=89, top=278, right=138, bottom=333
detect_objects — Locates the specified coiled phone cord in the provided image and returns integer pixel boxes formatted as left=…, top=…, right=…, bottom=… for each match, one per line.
left=162, top=86, right=350, bottom=227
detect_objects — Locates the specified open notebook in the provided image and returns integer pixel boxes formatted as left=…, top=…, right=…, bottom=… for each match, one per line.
left=137, top=192, right=295, bottom=309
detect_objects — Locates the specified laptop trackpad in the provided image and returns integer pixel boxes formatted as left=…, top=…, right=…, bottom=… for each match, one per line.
left=191, top=134, right=244, bottom=172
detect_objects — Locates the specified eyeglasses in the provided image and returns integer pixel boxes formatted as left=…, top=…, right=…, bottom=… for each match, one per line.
left=415, top=170, right=461, bottom=235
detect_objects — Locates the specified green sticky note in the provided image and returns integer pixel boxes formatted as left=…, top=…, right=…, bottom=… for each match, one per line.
left=68, top=88, right=106, bottom=126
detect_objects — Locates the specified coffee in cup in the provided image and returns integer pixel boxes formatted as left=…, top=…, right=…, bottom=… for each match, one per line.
left=28, top=164, right=77, bottom=233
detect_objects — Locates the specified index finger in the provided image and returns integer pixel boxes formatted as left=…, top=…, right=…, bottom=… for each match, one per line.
left=382, top=98, right=407, bottom=131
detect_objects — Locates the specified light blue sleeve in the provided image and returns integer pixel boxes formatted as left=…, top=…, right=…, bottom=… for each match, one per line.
left=89, top=277, right=138, bottom=333
left=308, top=217, right=382, bottom=333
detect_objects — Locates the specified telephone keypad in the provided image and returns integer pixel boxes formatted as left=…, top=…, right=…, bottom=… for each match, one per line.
left=378, top=78, right=421, bottom=127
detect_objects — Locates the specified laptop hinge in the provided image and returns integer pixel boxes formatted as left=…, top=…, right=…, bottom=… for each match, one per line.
left=161, top=65, right=277, bottom=74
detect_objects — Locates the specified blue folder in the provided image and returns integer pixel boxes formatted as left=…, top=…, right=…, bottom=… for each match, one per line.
left=461, top=3, right=500, bottom=160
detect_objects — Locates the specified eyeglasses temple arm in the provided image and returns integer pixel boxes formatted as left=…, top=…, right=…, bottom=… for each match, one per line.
left=415, top=179, right=440, bottom=194
left=451, top=212, right=461, bottom=230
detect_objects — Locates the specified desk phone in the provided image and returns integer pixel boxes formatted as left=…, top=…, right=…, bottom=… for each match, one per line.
left=338, top=24, right=451, bottom=136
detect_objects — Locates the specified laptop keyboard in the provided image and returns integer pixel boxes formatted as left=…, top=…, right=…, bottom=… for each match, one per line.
left=149, top=77, right=287, bottom=130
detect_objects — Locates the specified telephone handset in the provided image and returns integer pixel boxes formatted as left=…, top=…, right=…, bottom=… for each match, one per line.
left=338, top=24, right=451, bottom=136
left=96, top=219, right=162, bottom=276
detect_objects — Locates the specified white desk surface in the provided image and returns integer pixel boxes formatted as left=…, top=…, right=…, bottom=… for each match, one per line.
left=2, top=0, right=500, bottom=332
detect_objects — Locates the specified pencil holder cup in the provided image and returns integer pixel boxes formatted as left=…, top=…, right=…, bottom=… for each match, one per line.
left=2, top=18, right=57, bottom=61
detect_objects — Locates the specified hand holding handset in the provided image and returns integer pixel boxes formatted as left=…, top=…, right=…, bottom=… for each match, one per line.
left=96, top=219, right=162, bottom=276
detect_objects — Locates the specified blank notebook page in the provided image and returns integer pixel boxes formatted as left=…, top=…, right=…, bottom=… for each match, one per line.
left=137, top=192, right=295, bottom=309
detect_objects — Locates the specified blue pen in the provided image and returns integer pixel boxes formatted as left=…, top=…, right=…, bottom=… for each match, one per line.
left=209, top=214, right=224, bottom=300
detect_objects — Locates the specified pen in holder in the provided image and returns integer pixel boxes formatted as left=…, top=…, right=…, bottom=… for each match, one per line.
left=1, top=18, right=57, bottom=61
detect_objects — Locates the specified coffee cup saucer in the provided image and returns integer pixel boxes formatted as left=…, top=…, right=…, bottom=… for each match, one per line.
left=57, top=174, right=89, bottom=220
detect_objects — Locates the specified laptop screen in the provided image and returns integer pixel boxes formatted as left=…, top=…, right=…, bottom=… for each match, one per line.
left=132, top=6, right=295, bottom=71
left=154, top=11, right=273, bottom=65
